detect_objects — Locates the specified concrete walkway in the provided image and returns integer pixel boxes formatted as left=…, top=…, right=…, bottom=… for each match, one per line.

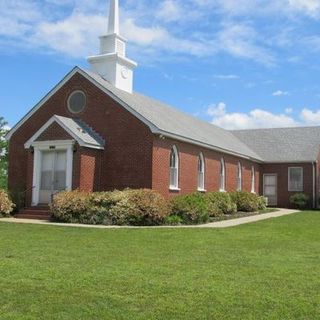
left=0, top=208, right=299, bottom=229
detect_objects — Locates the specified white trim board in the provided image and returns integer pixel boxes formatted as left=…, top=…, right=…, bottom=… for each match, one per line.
left=24, top=115, right=104, bottom=150
left=31, top=140, right=74, bottom=206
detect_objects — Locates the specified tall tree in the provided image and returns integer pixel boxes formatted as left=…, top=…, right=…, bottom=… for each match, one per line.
left=0, top=117, right=9, bottom=190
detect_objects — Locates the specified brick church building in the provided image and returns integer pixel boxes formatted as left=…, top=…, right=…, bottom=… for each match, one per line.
left=6, top=0, right=320, bottom=211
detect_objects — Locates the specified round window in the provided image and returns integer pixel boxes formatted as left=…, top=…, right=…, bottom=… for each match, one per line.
left=67, top=90, right=86, bottom=114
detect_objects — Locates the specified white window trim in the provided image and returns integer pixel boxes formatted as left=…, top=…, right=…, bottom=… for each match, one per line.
left=67, top=90, right=86, bottom=114
left=169, top=187, right=181, bottom=191
left=197, top=152, right=206, bottom=192
left=288, top=167, right=304, bottom=192
left=31, top=140, right=74, bottom=206
left=237, top=161, right=242, bottom=191
left=169, top=145, right=180, bottom=191
left=251, top=166, right=256, bottom=193
left=219, top=158, right=226, bottom=192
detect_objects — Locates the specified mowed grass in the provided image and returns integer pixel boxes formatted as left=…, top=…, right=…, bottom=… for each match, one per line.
left=0, top=212, right=320, bottom=320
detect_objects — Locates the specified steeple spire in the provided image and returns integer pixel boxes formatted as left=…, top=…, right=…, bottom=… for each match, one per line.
left=108, top=0, right=119, bottom=34
left=87, top=0, right=137, bottom=93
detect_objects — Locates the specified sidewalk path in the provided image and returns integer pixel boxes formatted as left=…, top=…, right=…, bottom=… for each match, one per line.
left=0, top=209, right=299, bottom=229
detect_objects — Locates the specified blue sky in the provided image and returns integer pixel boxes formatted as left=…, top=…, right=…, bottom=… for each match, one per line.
left=1, top=0, right=320, bottom=129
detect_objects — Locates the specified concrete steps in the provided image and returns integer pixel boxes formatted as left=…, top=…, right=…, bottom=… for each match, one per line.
left=15, top=207, right=51, bottom=220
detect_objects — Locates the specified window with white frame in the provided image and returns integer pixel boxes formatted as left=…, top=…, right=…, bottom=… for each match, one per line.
left=169, top=146, right=179, bottom=189
left=288, top=167, right=303, bottom=191
left=198, top=153, right=205, bottom=191
left=220, top=158, right=226, bottom=191
left=251, top=166, right=255, bottom=193
left=237, top=161, right=242, bottom=191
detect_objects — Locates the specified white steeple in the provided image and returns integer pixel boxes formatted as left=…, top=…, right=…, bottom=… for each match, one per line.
left=107, top=0, right=119, bottom=34
left=87, top=0, right=137, bottom=93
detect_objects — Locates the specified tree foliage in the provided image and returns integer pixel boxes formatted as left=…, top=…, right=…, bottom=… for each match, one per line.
left=0, top=117, right=9, bottom=190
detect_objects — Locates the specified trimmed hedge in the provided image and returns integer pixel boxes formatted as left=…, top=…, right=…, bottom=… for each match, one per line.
left=170, top=192, right=209, bottom=225
left=50, top=190, right=94, bottom=224
left=0, top=189, right=15, bottom=217
left=206, top=192, right=237, bottom=217
left=109, top=189, right=170, bottom=226
left=230, top=191, right=260, bottom=212
left=50, top=189, right=169, bottom=226
left=51, top=189, right=269, bottom=226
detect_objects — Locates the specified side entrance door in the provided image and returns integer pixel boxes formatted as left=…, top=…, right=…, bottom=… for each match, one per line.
left=263, top=174, right=277, bottom=206
left=39, top=150, right=67, bottom=204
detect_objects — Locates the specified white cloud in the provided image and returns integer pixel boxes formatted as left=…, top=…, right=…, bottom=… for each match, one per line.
left=216, top=23, right=275, bottom=66
left=207, top=103, right=298, bottom=129
left=156, top=0, right=183, bottom=22
left=207, top=102, right=227, bottom=117
left=288, top=0, right=320, bottom=17
left=272, top=90, right=289, bottom=96
left=0, top=0, right=319, bottom=65
left=32, top=13, right=105, bottom=57
left=300, top=108, right=320, bottom=124
left=122, top=18, right=210, bottom=58
left=214, top=74, right=240, bottom=79
left=206, top=103, right=320, bottom=129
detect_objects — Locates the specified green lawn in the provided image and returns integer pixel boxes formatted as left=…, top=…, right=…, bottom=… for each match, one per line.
left=0, top=212, right=319, bottom=320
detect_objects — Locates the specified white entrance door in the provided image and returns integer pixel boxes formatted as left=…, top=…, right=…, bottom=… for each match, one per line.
left=39, top=150, right=67, bottom=204
left=263, top=174, right=277, bottom=206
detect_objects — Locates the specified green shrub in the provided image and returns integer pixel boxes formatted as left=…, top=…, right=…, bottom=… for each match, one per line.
left=0, top=189, right=15, bottom=217
left=230, top=191, right=259, bottom=212
left=205, top=192, right=237, bottom=216
left=90, top=191, right=123, bottom=225
left=257, top=196, right=267, bottom=211
left=50, top=189, right=169, bottom=226
left=50, top=190, right=94, bottom=224
left=170, top=193, right=209, bottom=224
left=290, top=193, right=310, bottom=210
left=164, top=215, right=183, bottom=226
left=109, top=189, right=169, bottom=226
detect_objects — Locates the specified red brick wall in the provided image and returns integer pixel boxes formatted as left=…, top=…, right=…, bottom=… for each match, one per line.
left=261, top=163, right=314, bottom=208
left=152, top=136, right=261, bottom=198
left=78, top=147, right=102, bottom=192
left=8, top=72, right=153, bottom=203
left=36, top=122, right=72, bottom=141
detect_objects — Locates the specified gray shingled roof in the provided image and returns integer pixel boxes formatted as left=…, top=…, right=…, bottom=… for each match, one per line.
left=55, top=115, right=105, bottom=149
left=81, top=68, right=261, bottom=160
left=232, top=126, right=320, bottom=162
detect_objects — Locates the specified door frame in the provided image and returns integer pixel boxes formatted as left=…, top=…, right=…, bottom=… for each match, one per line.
left=31, top=140, right=74, bottom=206
left=263, top=173, right=278, bottom=206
